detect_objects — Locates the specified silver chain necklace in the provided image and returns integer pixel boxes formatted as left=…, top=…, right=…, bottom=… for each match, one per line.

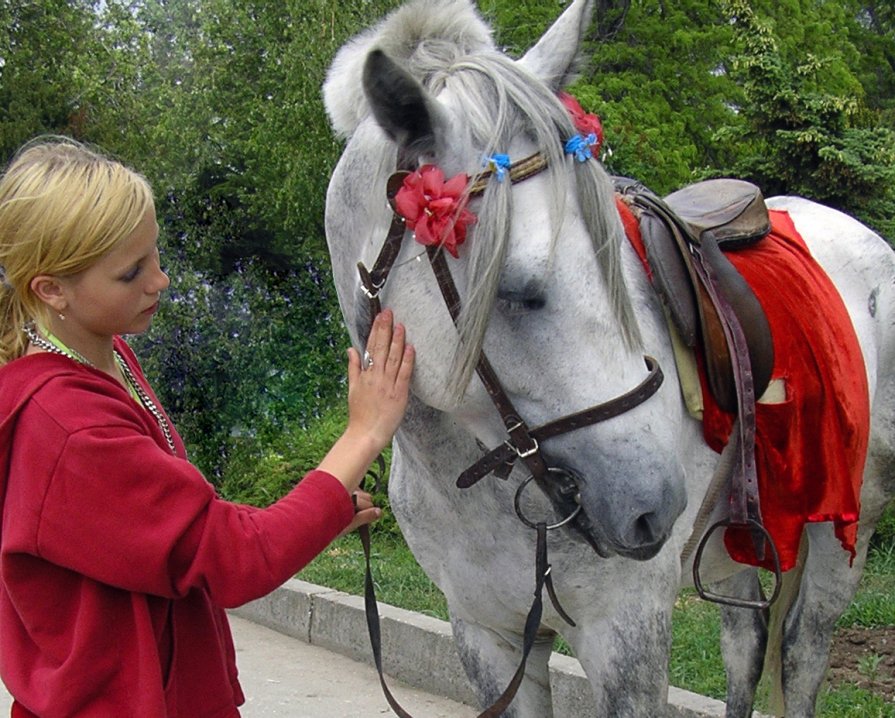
left=24, top=323, right=177, bottom=454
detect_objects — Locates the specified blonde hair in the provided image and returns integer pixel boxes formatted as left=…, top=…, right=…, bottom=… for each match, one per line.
left=0, top=137, right=155, bottom=365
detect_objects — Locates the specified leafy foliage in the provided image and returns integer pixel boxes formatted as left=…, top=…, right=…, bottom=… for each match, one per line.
left=0, top=0, right=148, bottom=159
left=719, top=0, right=895, bottom=239
left=132, top=254, right=346, bottom=479
left=2, top=0, right=894, bottom=480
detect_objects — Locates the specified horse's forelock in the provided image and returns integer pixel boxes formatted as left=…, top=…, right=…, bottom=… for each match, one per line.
left=435, top=57, right=642, bottom=399
left=323, top=0, right=494, bottom=138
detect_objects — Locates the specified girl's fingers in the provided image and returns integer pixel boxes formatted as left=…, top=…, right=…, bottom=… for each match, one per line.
left=363, top=311, right=413, bottom=382
left=364, top=310, right=394, bottom=373
left=337, top=506, right=381, bottom=538
left=397, top=344, right=415, bottom=383
left=385, top=323, right=406, bottom=376
left=352, top=491, right=374, bottom=510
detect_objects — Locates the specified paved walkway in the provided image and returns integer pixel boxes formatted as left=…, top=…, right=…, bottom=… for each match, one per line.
left=0, top=615, right=477, bottom=717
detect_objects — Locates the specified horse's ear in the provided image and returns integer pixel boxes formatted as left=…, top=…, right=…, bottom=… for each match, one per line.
left=363, top=49, right=446, bottom=156
left=517, top=0, right=595, bottom=90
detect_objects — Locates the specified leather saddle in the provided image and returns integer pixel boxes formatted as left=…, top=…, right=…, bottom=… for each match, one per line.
left=615, top=177, right=775, bottom=413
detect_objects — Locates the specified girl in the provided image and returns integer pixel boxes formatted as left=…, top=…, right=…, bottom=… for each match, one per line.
left=0, top=137, right=414, bottom=717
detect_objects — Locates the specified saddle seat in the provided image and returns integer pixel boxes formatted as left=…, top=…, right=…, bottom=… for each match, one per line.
left=615, top=177, right=775, bottom=414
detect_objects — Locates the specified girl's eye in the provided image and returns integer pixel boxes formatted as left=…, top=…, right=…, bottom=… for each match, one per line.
left=121, top=266, right=141, bottom=282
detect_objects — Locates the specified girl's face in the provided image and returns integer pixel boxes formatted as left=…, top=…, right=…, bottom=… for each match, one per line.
left=57, top=209, right=170, bottom=343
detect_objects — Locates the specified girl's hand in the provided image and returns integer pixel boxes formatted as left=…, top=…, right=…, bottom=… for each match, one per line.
left=318, top=309, right=414, bottom=494
left=336, top=491, right=381, bottom=538
left=345, top=309, right=414, bottom=452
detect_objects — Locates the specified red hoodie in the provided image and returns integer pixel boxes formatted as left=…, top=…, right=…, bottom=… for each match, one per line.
left=0, top=338, right=354, bottom=717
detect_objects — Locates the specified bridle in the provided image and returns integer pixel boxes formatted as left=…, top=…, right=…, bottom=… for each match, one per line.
left=354, top=147, right=665, bottom=717
left=358, top=150, right=664, bottom=522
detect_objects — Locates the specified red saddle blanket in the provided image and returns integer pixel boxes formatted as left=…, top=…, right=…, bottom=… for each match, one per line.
left=620, top=204, right=870, bottom=572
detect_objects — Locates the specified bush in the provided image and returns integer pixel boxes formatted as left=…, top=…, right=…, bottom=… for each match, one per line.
left=133, top=252, right=347, bottom=482
left=217, top=402, right=401, bottom=539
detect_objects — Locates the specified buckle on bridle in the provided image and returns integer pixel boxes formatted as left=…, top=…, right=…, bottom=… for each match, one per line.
left=507, top=437, right=540, bottom=459
left=505, top=421, right=540, bottom=459
left=360, top=277, right=386, bottom=301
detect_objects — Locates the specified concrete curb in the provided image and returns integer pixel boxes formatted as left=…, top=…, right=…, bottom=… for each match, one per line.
left=232, top=578, right=736, bottom=717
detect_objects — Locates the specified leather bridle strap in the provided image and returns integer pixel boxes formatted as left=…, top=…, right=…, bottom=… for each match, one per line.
left=457, top=355, right=664, bottom=488
left=358, top=519, right=558, bottom=718
left=426, top=249, right=664, bottom=491
left=357, top=151, right=549, bottom=324
left=426, top=247, right=549, bottom=482
left=469, top=151, right=548, bottom=194
left=357, top=172, right=415, bottom=319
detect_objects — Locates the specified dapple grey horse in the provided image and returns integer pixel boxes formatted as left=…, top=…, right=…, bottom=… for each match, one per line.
left=322, top=1, right=895, bottom=715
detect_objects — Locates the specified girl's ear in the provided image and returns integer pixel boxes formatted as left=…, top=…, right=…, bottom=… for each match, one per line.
left=30, top=275, right=68, bottom=315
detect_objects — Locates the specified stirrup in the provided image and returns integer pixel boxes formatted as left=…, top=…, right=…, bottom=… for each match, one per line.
left=692, top=518, right=782, bottom=610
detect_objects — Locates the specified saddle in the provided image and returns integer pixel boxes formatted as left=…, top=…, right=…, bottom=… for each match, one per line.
left=615, top=177, right=775, bottom=413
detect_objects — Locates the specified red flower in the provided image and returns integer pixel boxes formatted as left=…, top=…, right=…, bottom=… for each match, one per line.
left=394, top=165, right=476, bottom=258
left=558, top=91, right=604, bottom=156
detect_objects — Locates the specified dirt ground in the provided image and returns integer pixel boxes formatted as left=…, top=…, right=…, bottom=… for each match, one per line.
left=828, top=626, right=895, bottom=700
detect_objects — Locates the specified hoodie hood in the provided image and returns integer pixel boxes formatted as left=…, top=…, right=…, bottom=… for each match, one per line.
left=0, top=354, right=84, bottom=502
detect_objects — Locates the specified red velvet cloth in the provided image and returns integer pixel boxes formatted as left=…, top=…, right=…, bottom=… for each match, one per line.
left=619, top=201, right=870, bottom=571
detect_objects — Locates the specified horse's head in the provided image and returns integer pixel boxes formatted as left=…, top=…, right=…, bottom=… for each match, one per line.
left=323, top=0, right=688, bottom=560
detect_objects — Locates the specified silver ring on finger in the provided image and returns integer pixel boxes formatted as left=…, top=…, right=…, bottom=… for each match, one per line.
left=363, top=350, right=374, bottom=370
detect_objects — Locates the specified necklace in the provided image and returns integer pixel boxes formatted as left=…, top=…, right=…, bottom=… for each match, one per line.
left=24, top=323, right=177, bottom=454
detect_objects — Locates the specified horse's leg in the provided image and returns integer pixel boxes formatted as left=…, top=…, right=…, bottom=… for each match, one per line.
left=569, top=601, right=674, bottom=716
left=776, top=429, right=895, bottom=718
left=774, top=520, right=874, bottom=717
left=450, top=613, right=556, bottom=718
left=714, top=569, right=768, bottom=718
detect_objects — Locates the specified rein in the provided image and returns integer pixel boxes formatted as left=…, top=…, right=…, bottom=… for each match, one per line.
left=354, top=148, right=664, bottom=716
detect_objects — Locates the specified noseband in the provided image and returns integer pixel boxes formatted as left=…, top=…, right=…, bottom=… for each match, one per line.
left=357, top=149, right=664, bottom=525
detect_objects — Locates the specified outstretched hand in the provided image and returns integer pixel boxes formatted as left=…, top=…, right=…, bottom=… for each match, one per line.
left=346, top=309, right=414, bottom=450
left=318, top=309, right=414, bottom=497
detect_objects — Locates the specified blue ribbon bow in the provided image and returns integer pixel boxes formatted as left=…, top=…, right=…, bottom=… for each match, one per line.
left=483, top=153, right=512, bottom=182
left=564, top=133, right=598, bottom=163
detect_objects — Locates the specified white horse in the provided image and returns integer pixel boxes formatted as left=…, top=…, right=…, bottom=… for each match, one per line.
left=322, top=1, right=895, bottom=715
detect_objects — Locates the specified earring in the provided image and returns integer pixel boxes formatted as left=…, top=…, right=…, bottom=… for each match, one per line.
left=58, top=312, right=65, bottom=321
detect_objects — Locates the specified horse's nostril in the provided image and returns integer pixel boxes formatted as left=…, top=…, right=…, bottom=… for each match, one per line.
left=630, top=512, right=662, bottom=547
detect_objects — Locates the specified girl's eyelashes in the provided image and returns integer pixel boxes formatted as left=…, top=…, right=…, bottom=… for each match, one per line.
left=120, top=265, right=141, bottom=282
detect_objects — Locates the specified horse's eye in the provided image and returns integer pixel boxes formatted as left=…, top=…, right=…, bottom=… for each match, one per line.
left=496, top=294, right=546, bottom=316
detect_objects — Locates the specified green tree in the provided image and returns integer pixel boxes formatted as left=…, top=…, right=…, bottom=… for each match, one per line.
left=122, top=0, right=404, bottom=477
left=719, top=0, right=895, bottom=239
left=570, top=0, right=744, bottom=194
left=0, top=0, right=148, bottom=160
left=844, top=0, right=895, bottom=122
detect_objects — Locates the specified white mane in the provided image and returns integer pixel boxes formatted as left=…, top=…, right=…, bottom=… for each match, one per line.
left=323, top=0, right=495, bottom=138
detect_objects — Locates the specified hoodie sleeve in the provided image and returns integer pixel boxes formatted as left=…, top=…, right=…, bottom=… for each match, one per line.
left=13, top=395, right=355, bottom=608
